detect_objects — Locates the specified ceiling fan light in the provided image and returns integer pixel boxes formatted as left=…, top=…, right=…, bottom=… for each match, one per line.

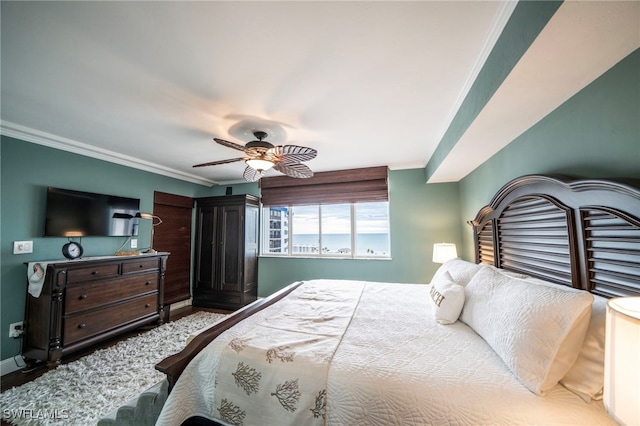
left=246, top=159, right=274, bottom=172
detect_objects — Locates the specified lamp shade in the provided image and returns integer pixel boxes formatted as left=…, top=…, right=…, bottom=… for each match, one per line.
left=432, top=243, right=457, bottom=263
left=604, top=297, right=640, bottom=425
left=135, top=212, right=163, bottom=225
left=246, top=159, right=275, bottom=172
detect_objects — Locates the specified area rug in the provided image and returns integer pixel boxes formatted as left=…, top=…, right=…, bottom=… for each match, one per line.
left=0, top=311, right=227, bottom=426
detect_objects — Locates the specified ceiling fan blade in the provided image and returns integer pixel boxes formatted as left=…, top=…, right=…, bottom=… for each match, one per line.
left=273, top=145, right=317, bottom=163
left=192, top=158, right=245, bottom=168
left=274, top=162, right=314, bottom=179
left=243, top=165, right=265, bottom=182
left=214, top=138, right=249, bottom=152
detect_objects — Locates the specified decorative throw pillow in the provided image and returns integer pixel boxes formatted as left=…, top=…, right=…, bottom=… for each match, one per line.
left=429, top=271, right=465, bottom=324
left=560, top=295, right=608, bottom=402
left=431, top=258, right=484, bottom=287
left=460, top=266, right=593, bottom=395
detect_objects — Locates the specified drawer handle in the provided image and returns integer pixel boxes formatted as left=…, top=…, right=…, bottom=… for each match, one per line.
left=139, top=264, right=144, bottom=268
left=145, top=281, right=151, bottom=286
left=78, top=323, right=86, bottom=329
left=79, top=294, right=87, bottom=300
left=91, top=271, right=98, bottom=275
left=145, top=303, right=151, bottom=308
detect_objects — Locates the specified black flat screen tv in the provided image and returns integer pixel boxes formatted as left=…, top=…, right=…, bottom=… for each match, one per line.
left=44, top=187, right=140, bottom=237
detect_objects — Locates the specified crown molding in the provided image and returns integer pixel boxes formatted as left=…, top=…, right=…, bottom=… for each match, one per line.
left=0, top=121, right=218, bottom=187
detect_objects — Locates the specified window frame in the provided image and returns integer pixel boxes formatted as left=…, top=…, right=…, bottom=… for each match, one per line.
left=261, top=201, right=391, bottom=259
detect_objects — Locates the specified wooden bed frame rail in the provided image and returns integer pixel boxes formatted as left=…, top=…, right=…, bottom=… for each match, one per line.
left=155, top=281, right=304, bottom=389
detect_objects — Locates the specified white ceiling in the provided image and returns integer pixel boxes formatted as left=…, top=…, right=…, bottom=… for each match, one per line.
left=1, top=1, right=638, bottom=186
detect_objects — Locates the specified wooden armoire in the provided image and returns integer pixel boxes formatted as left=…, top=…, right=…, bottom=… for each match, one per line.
left=193, top=194, right=259, bottom=310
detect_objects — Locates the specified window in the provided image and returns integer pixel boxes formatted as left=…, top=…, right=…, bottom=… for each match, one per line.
left=260, top=166, right=390, bottom=258
left=292, top=205, right=319, bottom=254
left=355, top=202, right=390, bottom=257
left=262, top=202, right=390, bottom=258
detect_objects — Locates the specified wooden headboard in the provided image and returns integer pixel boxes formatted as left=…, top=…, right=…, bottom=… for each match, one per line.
left=468, top=175, right=640, bottom=298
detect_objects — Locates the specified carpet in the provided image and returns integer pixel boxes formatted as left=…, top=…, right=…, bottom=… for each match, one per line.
left=0, top=311, right=227, bottom=426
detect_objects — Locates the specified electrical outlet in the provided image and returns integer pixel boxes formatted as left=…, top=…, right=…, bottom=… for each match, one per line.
left=130, top=239, right=138, bottom=249
left=13, top=241, right=33, bottom=254
left=9, top=321, right=23, bottom=338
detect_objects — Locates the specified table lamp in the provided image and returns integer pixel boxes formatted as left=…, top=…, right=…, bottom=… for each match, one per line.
left=604, top=297, right=640, bottom=425
left=432, top=243, right=458, bottom=263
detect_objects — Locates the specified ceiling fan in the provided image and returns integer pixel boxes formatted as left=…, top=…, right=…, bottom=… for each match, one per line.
left=193, top=131, right=317, bottom=181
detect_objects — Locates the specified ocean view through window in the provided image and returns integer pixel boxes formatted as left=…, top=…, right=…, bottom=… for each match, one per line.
left=262, top=202, right=390, bottom=258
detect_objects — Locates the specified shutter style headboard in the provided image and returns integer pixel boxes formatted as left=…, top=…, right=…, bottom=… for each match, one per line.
left=469, top=175, right=640, bottom=298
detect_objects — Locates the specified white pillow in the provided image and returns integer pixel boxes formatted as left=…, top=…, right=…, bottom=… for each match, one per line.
left=460, top=266, right=593, bottom=395
left=429, top=271, right=465, bottom=324
left=431, top=258, right=483, bottom=287
left=560, top=295, right=608, bottom=402
left=486, top=264, right=530, bottom=279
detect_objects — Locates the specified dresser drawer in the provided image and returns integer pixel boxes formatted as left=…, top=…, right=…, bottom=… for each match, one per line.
left=122, top=259, right=159, bottom=274
left=63, top=293, right=158, bottom=345
left=66, top=264, right=119, bottom=283
left=65, top=272, right=158, bottom=314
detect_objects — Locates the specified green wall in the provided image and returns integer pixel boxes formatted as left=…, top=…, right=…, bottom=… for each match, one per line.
left=257, top=169, right=462, bottom=296
left=458, top=48, right=640, bottom=260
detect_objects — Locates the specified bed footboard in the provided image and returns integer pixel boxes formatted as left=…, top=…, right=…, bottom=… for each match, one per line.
left=155, top=281, right=304, bottom=390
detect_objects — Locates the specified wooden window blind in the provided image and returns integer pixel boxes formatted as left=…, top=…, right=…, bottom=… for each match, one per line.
left=260, top=166, right=388, bottom=206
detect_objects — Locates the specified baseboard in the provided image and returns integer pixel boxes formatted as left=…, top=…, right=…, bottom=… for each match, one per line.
left=1, top=356, right=26, bottom=376
left=169, top=298, right=192, bottom=312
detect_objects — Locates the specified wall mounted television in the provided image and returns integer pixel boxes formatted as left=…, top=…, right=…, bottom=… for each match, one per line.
left=44, top=187, right=141, bottom=237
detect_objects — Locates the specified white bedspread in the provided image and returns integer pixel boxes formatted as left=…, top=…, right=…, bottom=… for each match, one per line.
left=156, top=280, right=615, bottom=426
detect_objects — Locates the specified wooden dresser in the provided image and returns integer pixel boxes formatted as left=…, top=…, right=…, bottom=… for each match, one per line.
left=22, top=252, right=169, bottom=367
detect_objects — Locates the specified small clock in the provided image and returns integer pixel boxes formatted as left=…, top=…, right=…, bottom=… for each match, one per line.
left=62, top=241, right=83, bottom=260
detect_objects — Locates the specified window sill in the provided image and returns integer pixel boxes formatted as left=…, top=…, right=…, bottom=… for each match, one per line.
left=259, top=254, right=392, bottom=261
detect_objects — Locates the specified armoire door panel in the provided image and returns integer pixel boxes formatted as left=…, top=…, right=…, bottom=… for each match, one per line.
left=244, top=205, right=259, bottom=290
left=195, top=208, right=216, bottom=290
left=221, top=206, right=242, bottom=291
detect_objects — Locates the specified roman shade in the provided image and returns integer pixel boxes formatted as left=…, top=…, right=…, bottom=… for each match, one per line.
left=260, top=166, right=388, bottom=206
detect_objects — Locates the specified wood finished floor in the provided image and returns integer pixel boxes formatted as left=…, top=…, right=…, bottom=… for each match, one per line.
left=0, top=305, right=230, bottom=423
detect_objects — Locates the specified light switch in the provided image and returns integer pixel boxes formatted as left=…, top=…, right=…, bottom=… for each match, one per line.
left=13, top=241, right=33, bottom=254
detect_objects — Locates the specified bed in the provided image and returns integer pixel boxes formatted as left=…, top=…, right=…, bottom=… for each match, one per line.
left=155, top=174, right=640, bottom=426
